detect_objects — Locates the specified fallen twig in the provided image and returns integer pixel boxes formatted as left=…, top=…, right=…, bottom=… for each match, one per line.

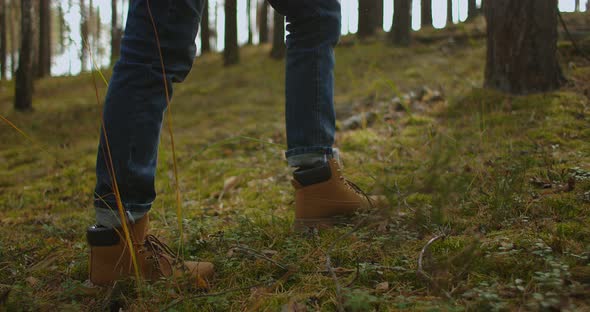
left=417, top=233, right=447, bottom=281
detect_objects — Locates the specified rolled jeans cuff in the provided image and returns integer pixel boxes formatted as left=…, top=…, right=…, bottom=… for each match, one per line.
left=94, top=200, right=151, bottom=228
left=286, top=147, right=340, bottom=167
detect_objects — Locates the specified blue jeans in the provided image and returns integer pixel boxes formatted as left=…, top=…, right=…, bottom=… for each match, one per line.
left=94, top=0, right=341, bottom=225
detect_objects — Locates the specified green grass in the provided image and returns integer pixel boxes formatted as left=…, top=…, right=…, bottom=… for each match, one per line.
left=1, top=27, right=590, bottom=311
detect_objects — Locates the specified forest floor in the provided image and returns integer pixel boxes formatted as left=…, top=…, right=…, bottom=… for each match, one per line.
left=2, top=14, right=590, bottom=311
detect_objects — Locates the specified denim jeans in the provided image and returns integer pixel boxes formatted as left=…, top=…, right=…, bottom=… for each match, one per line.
left=94, top=0, right=341, bottom=226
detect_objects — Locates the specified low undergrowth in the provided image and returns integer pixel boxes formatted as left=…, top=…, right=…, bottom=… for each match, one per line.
left=1, top=25, right=590, bottom=311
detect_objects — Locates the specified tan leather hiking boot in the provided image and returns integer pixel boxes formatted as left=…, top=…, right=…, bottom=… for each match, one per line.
left=87, top=214, right=214, bottom=287
left=292, top=158, right=374, bottom=230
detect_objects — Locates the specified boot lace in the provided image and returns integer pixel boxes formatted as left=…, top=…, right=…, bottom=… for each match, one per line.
left=336, top=167, right=375, bottom=208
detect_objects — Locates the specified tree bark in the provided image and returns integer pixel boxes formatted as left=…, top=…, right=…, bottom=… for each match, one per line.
left=80, top=0, right=88, bottom=72
left=421, top=0, right=432, bottom=27
left=374, top=0, right=383, bottom=31
left=111, top=0, right=121, bottom=65
left=575, top=0, right=580, bottom=11
left=467, top=0, right=477, bottom=20
left=392, top=0, right=411, bottom=46
left=358, top=0, right=376, bottom=38
left=37, top=0, right=51, bottom=78
left=201, top=0, right=211, bottom=53
left=223, top=0, right=239, bottom=66
left=447, top=0, right=453, bottom=25
left=259, top=0, right=269, bottom=43
left=8, top=0, right=16, bottom=76
left=484, top=0, right=565, bottom=94
left=270, top=9, right=285, bottom=59
left=0, top=0, right=6, bottom=80
left=15, top=0, right=34, bottom=111
left=247, top=0, right=253, bottom=45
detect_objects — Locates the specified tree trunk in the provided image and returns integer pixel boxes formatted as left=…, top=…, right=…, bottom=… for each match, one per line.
left=484, top=0, right=565, bottom=94
left=421, top=0, right=432, bottom=27
left=392, top=0, right=411, bottom=46
left=467, top=0, right=477, bottom=20
left=247, top=0, right=253, bottom=45
left=259, top=0, right=269, bottom=43
left=8, top=0, right=16, bottom=76
left=358, top=0, right=376, bottom=38
left=37, top=0, right=51, bottom=78
left=80, top=0, right=88, bottom=72
left=447, top=0, right=453, bottom=25
left=201, top=0, right=211, bottom=53
left=575, top=0, right=580, bottom=11
left=270, top=9, right=285, bottom=59
left=15, top=0, right=34, bottom=111
left=223, top=0, right=238, bottom=66
left=58, top=3, right=66, bottom=54
left=0, top=0, right=6, bottom=80
left=111, top=0, right=121, bottom=65
left=374, top=0, right=383, bottom=31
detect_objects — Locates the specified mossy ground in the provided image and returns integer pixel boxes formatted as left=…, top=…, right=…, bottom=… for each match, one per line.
left=1, top=15, right=590, bottom=311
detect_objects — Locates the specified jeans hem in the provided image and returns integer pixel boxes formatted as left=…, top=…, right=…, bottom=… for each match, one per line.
left=285, top=146, right=333, bottom=158
left=94, top=200, right=152, bottom=213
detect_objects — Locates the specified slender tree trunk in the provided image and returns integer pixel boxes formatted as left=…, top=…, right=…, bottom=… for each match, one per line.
left=201, top=0, right=211, bottom=53
left=247, top=0, right=253, bottom=45
left=374, top=0, right=383, bottom=31
left=575, top=0, right=580, bottom=11
left=270, top=9, right=285, bottom=59
left=58, top=3, right=65, bottom=54
left=484, top=0, right=565, bottom=94
left=8, top=0, right=16, bottom=76
left=447, top=0, right=453, bottom=25
left=259, top=0, right=269, bottom=43
left=80, top=0, right=88, bottom=72
left=15, top=0, right=34, bottom=111
left=0, top=0, right=6, bottom=80
left=392, top=0, right=411, bottom=46
left=96, top=6, right=102, bottom=60
left=111, top=0, right=121, bottom=65
left=421, top=0, right=432, bottom=27
left=467, top=0, right=477, bottom=20
left=223, top=0, right=238, bottom=66
left=37, top=0, right=51, bottom=78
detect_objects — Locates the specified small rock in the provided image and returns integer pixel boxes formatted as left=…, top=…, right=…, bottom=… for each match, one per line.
left=375, top=281, right=389, bottom=292
left=25, top=276, right=39, bottom=287
left=341, top=111, right=378, bottom=130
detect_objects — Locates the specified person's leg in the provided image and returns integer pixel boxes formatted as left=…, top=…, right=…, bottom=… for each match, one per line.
left=268, top=0, right=341, bottom=168
left=94, top=0, right=204, bottom=227
left=88, top=0, right=215, bottom=286
left=267, top=1, right=374, bottom=230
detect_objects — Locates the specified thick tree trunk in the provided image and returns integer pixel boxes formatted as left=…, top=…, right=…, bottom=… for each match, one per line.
left=392, top=0, right=411, bottom=46
left=467, top=0, right=477, bottom=20
left=259, top=0, right=269, bottom=43
left=223, top=0, right=239, bottom=66
left=447, top=0, right=453, bottom=25
left=358, top=0, right=375, bottom=38
left=270, top=9, right=285, bottom=59
left=421, top=0, right=432, bottom=27
left=15, top=0, right=34, bottom=111
left=484, top=0, right=565, bottom=94
left=0, top=0, right=6, bottom=80
left=111, top=0, right=121, bottom=65
left=80, top=0, right=88, bottom=72
left=37, top=0, right=51, bottom=78
left=201, top=0, right=211, bottom=53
